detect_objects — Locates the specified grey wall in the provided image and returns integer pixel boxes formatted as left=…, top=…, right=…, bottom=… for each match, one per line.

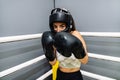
left=55, top=0, right=120, bottom=32
left=0, top=0, right=52, bottom=37
left=55, top=0, right=120, bottom=80
left=0, top=0, right=53, bottom=80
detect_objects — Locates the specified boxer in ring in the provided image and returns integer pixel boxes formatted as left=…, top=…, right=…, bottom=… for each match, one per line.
left=42, top=8, right=88, bottom=80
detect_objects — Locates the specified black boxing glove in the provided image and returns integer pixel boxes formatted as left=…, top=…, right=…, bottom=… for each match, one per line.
left=41, top=31, right=55, bottom=61
left=54, top=32, right=72, bottom=57
left=54, top=32, right=86, bottom=59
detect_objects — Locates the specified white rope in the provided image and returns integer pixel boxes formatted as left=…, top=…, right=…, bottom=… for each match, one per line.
left=36, top=70, right=52, bottom=80
left=89, top=52, right=120, bottom=62
left=0, top=33, right=42, bottom=43
left=0, top=53, right=119, bottom=78
left=0, top=55, right=45, bottom=77
left=80, top=32, right=120, bottom=38
left=0, top=32, right=120, bottom=43
left=81, top=70, right=116, bottom=80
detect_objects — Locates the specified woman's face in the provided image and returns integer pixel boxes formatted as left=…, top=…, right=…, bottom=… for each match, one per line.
left=53, top=22, right=66, bottom=32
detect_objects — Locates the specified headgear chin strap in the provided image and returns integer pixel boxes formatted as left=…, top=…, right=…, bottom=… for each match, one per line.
left=49, top=8, right=72, bottom=33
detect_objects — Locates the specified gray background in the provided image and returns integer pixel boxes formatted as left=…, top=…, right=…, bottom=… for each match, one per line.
left=0, top=0, right=53, bottom=80
left=55, top=0, right=120, bottom=32
left=0, top=0, right=120, bottom=80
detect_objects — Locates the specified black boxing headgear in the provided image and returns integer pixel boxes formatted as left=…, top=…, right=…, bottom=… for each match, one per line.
left=49, top=8, right=72, bottom=33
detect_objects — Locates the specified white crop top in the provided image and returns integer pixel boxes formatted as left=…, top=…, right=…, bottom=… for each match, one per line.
left=56, top=51, right=81, bottom=68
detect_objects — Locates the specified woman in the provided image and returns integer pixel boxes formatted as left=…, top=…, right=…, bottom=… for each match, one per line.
left=42, top=8, right=88, bottom=80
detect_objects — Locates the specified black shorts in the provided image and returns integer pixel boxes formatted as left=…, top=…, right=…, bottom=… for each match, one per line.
left=56, top=68, right=83, bottom=80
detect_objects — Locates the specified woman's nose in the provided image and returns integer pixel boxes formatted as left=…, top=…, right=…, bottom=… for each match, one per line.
left=56, top=27, right=61, bottom=32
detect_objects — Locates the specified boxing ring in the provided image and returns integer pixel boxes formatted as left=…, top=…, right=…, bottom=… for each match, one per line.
left=0, top=32, right=120, bottom=80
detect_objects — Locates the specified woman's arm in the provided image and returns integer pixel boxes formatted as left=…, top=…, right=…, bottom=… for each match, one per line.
left=49, top=46, right=57, bottom=65
left=71, top=30, right=88, bottom=64
left=49, top=58, right=57, bottom=65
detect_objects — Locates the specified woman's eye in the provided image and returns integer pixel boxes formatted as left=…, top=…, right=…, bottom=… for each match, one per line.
left=53, top=25, right=57, bottom=28
left=60, top=25, right=66, bottom=28
left=60, top=26, right=64, bottom=28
